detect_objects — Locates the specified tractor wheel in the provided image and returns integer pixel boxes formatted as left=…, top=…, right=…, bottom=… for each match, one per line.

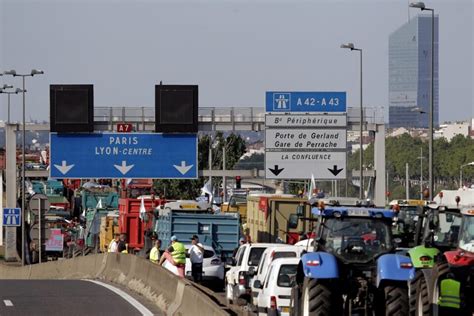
left=429, top=262, right=468, bottom=316
left=290, top=285, right=301, bottom=316
left=409, top=270, right=422, bottom=316
left=416, top=276, right=430, bottom=316
left=384, top=285, right=409, bottom=316
left=301, top=278, right=340, bottom=316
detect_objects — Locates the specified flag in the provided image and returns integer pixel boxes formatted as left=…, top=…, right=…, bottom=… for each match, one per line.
left=201, top=179, right=213, bottom=204
left=139, top=196, right=146, bottom=221
left=96, top=198, right=103, bottom=209
left=307, top=174, right=316, bottom=200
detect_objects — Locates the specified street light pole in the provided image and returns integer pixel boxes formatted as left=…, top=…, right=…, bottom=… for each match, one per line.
left=4, top=69, right=44, bottom=266
left=409, top=1, right=435, bottom=200
left=0, top=87, right=24, bottom=123
left=417, top=147, right=426, bottom=199
left=460, top=162, right=474, bottom=188
left=341, top=43, right=364, bottom=200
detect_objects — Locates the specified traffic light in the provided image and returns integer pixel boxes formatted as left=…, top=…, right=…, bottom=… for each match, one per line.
left=235, top=176, right=241, bottom=189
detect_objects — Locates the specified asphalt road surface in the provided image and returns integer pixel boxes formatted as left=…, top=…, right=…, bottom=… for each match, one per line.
left=0, top=280, right=161, bottom=316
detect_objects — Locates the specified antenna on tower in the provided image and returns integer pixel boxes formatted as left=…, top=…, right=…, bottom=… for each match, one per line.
left=408, top=0, right=411, bottom=22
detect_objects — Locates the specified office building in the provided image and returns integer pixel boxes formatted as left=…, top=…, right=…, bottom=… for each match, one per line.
left=389, top=15, right=439, bottom=128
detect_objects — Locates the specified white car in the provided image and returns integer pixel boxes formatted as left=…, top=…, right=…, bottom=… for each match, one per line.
left=163, top=244, right=225, bottom=281
left=250, top=245, right=305, bottom=308
left=254, top=257, right=299, bottom=316
left=225, top=243, right=276, bottom=305
left=294, top=238, right=314, bottom=248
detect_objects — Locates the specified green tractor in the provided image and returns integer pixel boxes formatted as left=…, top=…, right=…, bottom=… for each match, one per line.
left=407, top=204, right=463, bottom=315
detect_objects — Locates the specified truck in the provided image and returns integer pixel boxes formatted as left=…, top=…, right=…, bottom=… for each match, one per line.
left=246, top=195, right=315, bottom=244
left=156, top=200, right=241, bottom=260
left=119, top=197, right=163, bottom=251
left=221, top=194, right=248, bottom=223
left=290, top=205, right=414, bottom=315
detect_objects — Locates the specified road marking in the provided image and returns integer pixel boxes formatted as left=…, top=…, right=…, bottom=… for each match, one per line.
left=85, top=280, right=153, bottom=316
left=4, top=300, right=13, bottom=307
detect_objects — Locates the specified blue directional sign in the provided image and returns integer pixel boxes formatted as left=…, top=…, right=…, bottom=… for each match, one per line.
left=266, top=91, right=346, bottom=112
left=50, top=133, right=197, bottom=179
left=3, top=208, right=21, bottom=227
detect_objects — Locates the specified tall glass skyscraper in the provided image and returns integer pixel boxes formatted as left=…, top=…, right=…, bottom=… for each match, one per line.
left=389, top=15, right=439, bottom=128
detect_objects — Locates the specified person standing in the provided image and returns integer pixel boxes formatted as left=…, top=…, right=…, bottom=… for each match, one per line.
left=149, top=239, right=162, bottom=264
left=159, top=235, right=186, bottom=277
left=108, top=233, right=120, bottom=253
left=189, top=235, right=204, bottom=283
left=117, top=233, right=128, bottom=254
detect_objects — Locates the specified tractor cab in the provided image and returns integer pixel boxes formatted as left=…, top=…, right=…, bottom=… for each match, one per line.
left=458, top=208, right=474, bottom=253
left=418, top=205, right=462, bottom=251
left=390, top=199, right=429, bottom=248
left=312, top=206, right=396, bottom=263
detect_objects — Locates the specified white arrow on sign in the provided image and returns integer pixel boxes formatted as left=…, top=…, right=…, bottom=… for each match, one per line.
left=54, top=160, right=75, bottom=175
left=173, top=161, right=193, bottom=175
left=114, top=161, right=134, bottom=175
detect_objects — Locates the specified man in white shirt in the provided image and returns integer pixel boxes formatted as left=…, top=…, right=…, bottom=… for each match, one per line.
left=108, top=233, right=120, bottom=253
left=188, top=235, right=204, bottom=283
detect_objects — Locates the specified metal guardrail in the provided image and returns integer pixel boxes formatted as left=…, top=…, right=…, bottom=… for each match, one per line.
left=0, top=106, right=384, bottom=131
left=93, top=106, right=385, bottom=126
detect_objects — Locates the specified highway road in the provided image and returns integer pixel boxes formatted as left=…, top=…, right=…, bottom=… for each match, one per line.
left=0, top=280, right=161, bottom=316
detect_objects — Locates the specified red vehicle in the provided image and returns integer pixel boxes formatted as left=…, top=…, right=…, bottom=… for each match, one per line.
left=117, top=179, right=166, bottom=251
left=422, top=207, right=474, bottom=316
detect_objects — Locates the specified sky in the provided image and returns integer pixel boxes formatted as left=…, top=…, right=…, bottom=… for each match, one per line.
left=0, top=0, right=473, bottom=124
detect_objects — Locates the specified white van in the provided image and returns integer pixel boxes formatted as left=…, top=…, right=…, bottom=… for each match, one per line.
left=250, top=245, right=305, bottom=308
left=254, top=257, right=299, bottom=316
left=225, top=243, right=276, bottom=305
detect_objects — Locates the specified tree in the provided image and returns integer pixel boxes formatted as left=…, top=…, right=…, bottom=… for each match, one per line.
left=154, top=133, right=247, bottom=199
left=349, top=133, right=474, bottom=200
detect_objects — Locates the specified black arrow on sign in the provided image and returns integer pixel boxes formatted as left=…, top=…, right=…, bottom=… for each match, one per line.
left=269, top=165, right=284, bottom=176
left=328, top=165, right=344, bottom=176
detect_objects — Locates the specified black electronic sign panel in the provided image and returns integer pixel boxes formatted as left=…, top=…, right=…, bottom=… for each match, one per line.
left=155, top=85, right=198, bottom=133
left=50, top=84, right=94, bottom=132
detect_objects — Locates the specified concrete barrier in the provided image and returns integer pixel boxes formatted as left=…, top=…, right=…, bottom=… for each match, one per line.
left=0, top=254, right=236, bottom=316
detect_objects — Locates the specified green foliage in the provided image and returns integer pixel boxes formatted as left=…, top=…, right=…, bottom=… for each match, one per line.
left=348, top=133, right=474, bottom=200
left=234, top=153, right=264, bottom=170
left=154, top=133, right=247, bottom=199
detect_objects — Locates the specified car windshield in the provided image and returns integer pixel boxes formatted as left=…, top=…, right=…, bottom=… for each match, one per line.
left=274, top=251, right=297, bottom=259
left=459, top=215, right=474, bottom=252
left=423, top=211, right=462, bottom=247
left=277, top=264, right=298, bottom=288
left=321, top=217, right=392, bottom=263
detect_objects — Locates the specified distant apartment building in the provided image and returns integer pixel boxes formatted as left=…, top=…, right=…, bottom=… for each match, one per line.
left=389, top=15, right=439, bottom=128
left=435, top=121, right=471, bottom=141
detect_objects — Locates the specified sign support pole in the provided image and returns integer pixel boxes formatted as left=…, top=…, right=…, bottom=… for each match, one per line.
left=38, top=198, right=41, bottom=264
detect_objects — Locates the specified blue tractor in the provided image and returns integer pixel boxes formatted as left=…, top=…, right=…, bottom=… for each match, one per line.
left=290, top=206, right=415, bottom=315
